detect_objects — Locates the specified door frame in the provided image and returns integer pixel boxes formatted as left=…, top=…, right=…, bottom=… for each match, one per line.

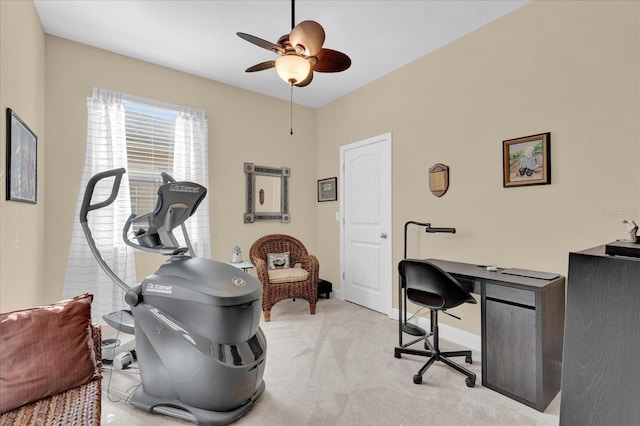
left=339, top=132, right=393, bottom=316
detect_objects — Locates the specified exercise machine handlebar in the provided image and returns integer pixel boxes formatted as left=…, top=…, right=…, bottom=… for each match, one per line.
left=79, top=168, right=131, bottom=292
left=80, top=168, right=126, bottom=224
left=122, top=215, right=189, bottom=256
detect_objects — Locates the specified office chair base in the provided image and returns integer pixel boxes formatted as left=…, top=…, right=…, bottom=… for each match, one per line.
left=400, top=347, right=476, bottom=388
left=413, top=351, right=476, bottom=388
left=412, top=372, right=474, bottom=387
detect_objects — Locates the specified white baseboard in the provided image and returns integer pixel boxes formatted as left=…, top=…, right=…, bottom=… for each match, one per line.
left=328, top=287, right=342, bottom=300
left=390, top=308, right=482, bottom=357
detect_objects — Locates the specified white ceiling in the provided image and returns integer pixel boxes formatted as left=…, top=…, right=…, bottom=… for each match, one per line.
left=33, top=0, right=530, bottom=108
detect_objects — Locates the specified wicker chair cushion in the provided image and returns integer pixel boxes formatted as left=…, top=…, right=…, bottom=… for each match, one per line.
left=0, top=294, right=99, bottom=413
left=268, top=267, right=309, bottom=283
left=267, top=252, right=290, bottom=270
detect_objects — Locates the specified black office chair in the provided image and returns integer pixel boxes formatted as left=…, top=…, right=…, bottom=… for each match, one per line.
left=398, top=259, right=477, bottom=387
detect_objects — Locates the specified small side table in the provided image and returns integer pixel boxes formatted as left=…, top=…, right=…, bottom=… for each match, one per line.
left=227, top=261, right=254, bottom=272
left=317, top=279, right=332, bottom=299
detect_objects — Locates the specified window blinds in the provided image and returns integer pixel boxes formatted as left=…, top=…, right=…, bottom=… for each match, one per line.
left=123, top=102, right=177, bottom=215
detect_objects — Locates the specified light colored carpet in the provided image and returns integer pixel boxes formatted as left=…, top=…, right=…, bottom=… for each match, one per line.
left=101, top=298, right=560, bottom=425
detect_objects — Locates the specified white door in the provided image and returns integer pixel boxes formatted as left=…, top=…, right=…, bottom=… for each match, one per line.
left=340, top=133, right=392, bottom=316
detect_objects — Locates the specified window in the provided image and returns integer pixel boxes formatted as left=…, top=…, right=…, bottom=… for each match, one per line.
left=123, top=101, right=178, bottom=215
left=65, top=88, right=210, bottom=322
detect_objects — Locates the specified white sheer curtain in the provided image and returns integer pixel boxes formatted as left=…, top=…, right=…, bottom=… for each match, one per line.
left=63, top=88, right=135, bottom=323
left=173, top=107, right=211, bottom=258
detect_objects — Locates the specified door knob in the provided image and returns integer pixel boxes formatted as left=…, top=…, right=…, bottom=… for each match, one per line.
left=380, top=233, right=388, bottom=239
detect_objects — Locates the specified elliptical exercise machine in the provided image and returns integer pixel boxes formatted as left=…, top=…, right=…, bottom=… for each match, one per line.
left=80, top=168, right=266, bottom=425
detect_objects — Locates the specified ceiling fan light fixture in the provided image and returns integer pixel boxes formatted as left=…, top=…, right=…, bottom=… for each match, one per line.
left=275, top=55, right=311, bottom=85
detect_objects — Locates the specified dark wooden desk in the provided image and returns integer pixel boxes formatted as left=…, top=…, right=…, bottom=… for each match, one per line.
left=414, top=259, right=565, bottom=411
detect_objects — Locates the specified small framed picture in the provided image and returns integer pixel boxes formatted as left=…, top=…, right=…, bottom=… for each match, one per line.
left=503, top=132, right=550, bottom=188
left=6, top=108, right=37, bottom=203
left=318, top=177, right=337, bottom=202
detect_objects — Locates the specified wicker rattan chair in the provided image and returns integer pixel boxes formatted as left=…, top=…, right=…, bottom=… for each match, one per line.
left=250, top=234, right=319, bottom=322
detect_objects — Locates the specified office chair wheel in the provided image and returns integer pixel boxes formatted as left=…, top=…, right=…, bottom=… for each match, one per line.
left=465, top=355, right=472, bottom=364
left=465, top=377, right=475, bottom=388
left=413, top=374, right=423, bottom=384
left=394, top=348, right=401, bottom=359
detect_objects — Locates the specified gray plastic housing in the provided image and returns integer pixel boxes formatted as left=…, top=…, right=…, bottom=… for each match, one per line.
left=139, top=256, right=263, bottom=344
left=132, top=256, right=266, bottom=413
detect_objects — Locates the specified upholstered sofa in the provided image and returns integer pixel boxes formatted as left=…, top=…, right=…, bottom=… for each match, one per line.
left=0, top=294, right=102, bottom=425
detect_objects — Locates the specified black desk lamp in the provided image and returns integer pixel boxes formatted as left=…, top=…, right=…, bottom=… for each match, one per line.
left=401, top=221, right=456, bottom=336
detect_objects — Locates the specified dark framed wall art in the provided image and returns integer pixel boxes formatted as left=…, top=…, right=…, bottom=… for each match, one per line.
left=318, top=177, right=337, bottom=202
left=6, top=108, right=37, bottom=203
left=503, top=132, right=550, bottom=188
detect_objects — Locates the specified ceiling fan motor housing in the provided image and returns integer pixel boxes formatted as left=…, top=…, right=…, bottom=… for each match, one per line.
left=289, top=20, right=325, bottom=56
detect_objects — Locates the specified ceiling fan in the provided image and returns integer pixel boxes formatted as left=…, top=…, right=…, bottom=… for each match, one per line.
left=237, top=0, right=351, bottom=87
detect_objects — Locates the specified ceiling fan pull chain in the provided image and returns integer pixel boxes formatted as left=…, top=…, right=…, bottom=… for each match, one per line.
left=290, top=83, right=294, bottom=136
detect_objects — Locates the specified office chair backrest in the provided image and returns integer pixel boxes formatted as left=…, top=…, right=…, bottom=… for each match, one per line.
left=399, top=259, right=477, bottom=310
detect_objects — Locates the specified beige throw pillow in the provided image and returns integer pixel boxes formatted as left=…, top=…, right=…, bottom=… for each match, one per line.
left=267, top=252, right=290, bottom=270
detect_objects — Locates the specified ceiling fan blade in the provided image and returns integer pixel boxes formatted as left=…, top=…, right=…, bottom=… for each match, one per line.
left=289, top=20, right=325, bottom=56
left=313, top=48, right=351, bottom=73
left=245, top=60, right=276, bottom=72
left=237, top=32, right=284, bottom=55
left=294, top=70, right=314, bottom=87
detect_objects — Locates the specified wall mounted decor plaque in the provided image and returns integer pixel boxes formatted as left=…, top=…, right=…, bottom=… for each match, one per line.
left=428, top=163, right=449, bottom=197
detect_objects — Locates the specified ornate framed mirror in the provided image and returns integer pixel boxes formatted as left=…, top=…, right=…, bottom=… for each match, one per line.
left=244, top=162, right=290, bottom=223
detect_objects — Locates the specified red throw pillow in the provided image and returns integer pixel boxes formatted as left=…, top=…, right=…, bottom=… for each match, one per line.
left=0, top=293, right=99, bottom=413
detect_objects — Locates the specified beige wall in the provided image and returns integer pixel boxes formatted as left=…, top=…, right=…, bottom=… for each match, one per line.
left=42, top=36, right=317, bottom=306
left=317, top=1, right=640, bottom=334
left=2, top=1, right=639, bottom=340
left=0, top=0, right=46, bottom=311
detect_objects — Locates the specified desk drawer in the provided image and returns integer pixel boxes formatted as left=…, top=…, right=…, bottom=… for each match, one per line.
left=486, top=284, right=535, bottom=307
left=455, top=276, right=480, bottom=294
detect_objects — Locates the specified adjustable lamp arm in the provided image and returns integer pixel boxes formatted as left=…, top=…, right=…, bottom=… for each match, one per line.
left=403, top=221, right=456, bottom=258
